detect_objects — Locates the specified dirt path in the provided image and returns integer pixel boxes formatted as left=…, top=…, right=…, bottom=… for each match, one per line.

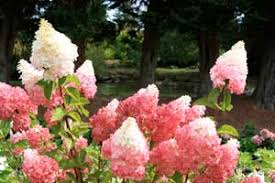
left=208, top=95, right=275, bottom=132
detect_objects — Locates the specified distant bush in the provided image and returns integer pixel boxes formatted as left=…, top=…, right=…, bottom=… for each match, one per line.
left=240, top=123, right=258, bottom=153
left=100, top=29, right=142, bottom=64
left=85, top=43, right=108, bottom=79
left=159, top=31, right=199, bottom=67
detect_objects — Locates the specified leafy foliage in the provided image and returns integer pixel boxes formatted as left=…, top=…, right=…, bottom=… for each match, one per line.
left=159, top=31, right=199, bottom=67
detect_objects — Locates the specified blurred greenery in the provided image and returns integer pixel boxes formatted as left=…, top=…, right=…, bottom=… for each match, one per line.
left=240, top=123, right=258, bottom=153
left=159, top=31, right=199, bottom=67
left=85, top=43, right=108, bottom=79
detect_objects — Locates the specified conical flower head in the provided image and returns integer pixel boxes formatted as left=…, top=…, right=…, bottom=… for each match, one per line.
left=102, top=117, right=149, bottom=180
left=210, top=40, right=248, bottom=94
left=30, top=19, right=78, bottom=80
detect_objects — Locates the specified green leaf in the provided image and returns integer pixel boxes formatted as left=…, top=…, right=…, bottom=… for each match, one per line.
left=220, top=91, right=233, bottom=111
left=52, top=107, right=66, bottom=121
left=58, top=76, right=67, bottom=86
left=29, top=113, right=39, bottom=127
left=13, top=140, right=29, bottom=149
left=208, top=88, right=220, bottom=103
left=0, top=121, right=11, bottom=139
left=64, top=75, right=80, bottom=86
left=63, top=137, right=73, bottom=151
left=194, top=97, right=216, bottom=109
left=194, top=88, right=221, bottom=110
left=217, top=124, right=239, bottom=137
left=0, top=151, right=11, bottom=157
left=145, top=164, right=157, bottom=182
left=50, top=121, right=64, bottom=136
left=79, top=106, right=89, bottom=117
left=102, top=171, right=113, bottom=183
left=59, top=75, right=80, bottom=86
left=208, top=88, right=220, bottom=102
left=59, top=159, right=78, bottom=169
left=76, top=149, right=87, bottom=166
left=37, top=80, right=54, bottom=100
left=68, top=112, right=82, bottom=122
left=171, top=171, right=183, bottom=183
left=71, top=122, right=90, bottom=137
left=70, top=97, right=90, bottom=106
left=66, top=87, right=80, bottom=100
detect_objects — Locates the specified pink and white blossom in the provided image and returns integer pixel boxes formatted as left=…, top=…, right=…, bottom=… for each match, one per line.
left=102, top=117, right=149, bottom=180
left=30, top=19, right=78, bottom=80
left=76, top=60, right=97, bottom=99
left=210, top=41, right=248, bottom=94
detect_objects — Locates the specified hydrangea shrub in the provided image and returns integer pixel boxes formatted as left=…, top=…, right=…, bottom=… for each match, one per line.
left=0, top=19, right=272, bottom=183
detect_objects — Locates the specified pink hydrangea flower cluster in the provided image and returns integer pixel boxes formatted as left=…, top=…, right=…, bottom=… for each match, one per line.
left=210, top=41, right=248, bottom=94
left=90, top=83, right=240, bottom=181
left=75, top=137, right=88, bottom=152
left=116, top=84, right=159, bottom=132
left=184, top=105, right=206, bottom=125
left=76, top=60, right=97, bottom=99
left=150, top=118, right=239, bottom=182
left=194, top=139, right=240, bottom=183
left=252, top=129, right=275, bottom=146
left=241, top=173, right=264, bottom=183
left=22, top=149, right=59, bottom=183
left=18, top=60, right=96, bottom=118
left=11, top=125, right=55, bottom=154
left=90, top=99, right=120, bottom=142
left=91, top=85, right=206, bottom=143
left=150, top=96, right=192, bottom=142
left=0, top=82, right=37, bottom=131
left=150, top=139, right=179, bottom=176
left=102, top=117, right=149, bottom=180
left=175, top=118, right=222, bottom=174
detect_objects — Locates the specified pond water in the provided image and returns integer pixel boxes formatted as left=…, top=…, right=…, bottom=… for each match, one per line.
left=97, top=81, right=198, bottom=99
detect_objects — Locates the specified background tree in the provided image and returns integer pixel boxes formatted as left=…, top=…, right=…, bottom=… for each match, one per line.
left=169, top=0, right=240, bottom=95
left=241, top=1, right=275, bottom=110
left=0, top=0, right=47, bottom=81
left=110, top=0, right=170, bottom=87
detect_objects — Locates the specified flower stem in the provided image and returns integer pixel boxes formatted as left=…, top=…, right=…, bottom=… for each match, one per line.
left=58, top=83, right=83, bottom=182
left=184, top=172, right=189, bottom=183
left=97, top=143, right=102, bottom=183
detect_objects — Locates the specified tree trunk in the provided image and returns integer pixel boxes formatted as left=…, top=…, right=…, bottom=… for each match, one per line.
left=0, top=14, right=18, bottom=81
left=76, top=39, right=86, bottom=68
left=254, top=40, right=275, bottom=110
left=197, top=30, right=219, bottom=96
left=139, top=0, right=160, bottom=87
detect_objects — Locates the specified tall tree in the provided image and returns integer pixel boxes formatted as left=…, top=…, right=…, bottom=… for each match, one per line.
left=139, top=0, right=161, bottom=87
left=242, top=1, right=275, bottom=110
left=170, top=0, right=238, bottom=95
left=110, top=0, right=169, bottom=87
left=0, top=0, right=43, bottom=81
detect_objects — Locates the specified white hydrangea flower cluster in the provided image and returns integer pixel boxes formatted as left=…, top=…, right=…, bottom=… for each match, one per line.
left=17, top=59, right=43, bottom=90
left=17, top=19, right=98, bottom=102
left=30, top=19, right=78, bottom=80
